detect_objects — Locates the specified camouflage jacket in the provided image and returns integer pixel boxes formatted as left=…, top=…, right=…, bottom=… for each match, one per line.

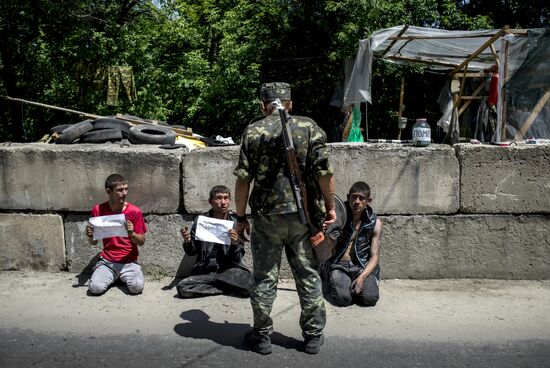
left=233, top=111, right=333, bottom=220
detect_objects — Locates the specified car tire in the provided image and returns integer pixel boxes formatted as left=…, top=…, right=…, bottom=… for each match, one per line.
left=81, top=128, right=123, bottom=143
left=50, top=124, right=74, bottom=135
left=55, top=120, right=94, bottom=144
left=129, top=125, right=176, bottom=145
left=92, top=118, right=131, bottom=138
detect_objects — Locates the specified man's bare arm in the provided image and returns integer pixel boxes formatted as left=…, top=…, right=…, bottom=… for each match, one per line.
left=317, top=174, right=336, bottom=229
left=234, top=177, right=250, bottom=216
left=234, top=177, right=251, bottom=239
left=126, top=220, right=145, bottom=246
left=351, top=218, right=382, bottom=294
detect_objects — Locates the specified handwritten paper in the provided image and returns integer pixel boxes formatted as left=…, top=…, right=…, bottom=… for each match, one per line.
left=89, top=214, right=127, bottom=240
left=195, top=215, right=234, bottom=245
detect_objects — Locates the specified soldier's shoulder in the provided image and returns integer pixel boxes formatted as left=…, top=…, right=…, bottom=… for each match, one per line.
left=291, top=115, right=318, bottom=127
left=245, top=115, right=278, bottom=133
left=245, top=115, right=265, bottom=127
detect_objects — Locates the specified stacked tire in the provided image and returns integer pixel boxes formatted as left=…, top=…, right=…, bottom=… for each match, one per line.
left=128, top=125, right=176, bottom=145
left=51, top=117, right=175, bottom=145
left=83, top=118, right=131, bottom=143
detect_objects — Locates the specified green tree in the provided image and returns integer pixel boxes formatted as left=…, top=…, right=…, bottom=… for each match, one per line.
left=1, top=0, right=546, bottom=142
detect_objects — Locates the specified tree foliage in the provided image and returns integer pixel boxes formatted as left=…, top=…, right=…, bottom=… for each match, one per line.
left=0, top=0, right=547, bottom=142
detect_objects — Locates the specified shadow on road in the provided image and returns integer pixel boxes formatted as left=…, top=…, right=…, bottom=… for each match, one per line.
left=174, top=309, right=303, bottom=352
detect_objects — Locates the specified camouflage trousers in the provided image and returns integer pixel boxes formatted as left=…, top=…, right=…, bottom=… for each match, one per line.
left=250, top=213, right=326, bottom=339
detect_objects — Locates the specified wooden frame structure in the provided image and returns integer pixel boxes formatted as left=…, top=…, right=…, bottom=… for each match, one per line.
left=376, top=25, right=531, bottom=143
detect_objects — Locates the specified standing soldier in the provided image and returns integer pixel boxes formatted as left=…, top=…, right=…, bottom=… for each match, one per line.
left=234, top=82, right=336, bottom=355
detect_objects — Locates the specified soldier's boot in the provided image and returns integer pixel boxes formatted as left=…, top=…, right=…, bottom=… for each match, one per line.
left=244, top=330, right=272, bottom=355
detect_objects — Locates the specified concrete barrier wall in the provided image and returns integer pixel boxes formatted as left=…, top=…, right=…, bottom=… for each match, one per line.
left=456, top=144, right=550, bottom=214
left=182, top=146, right=239, bottom=214
left=381, top=215, right=550, bottom=279
left=1, top=142, right=549, bottom=279
left=328, top=143, right=460, bottom=214
left=0, top=213, right=65, bottom=271
left=0, top=144, right=181, bottom=213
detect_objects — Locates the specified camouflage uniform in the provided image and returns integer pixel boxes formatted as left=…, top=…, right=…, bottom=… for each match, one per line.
left=234, top=96, right=333, bottom=339
left=107, top=66, right=136, bottom=106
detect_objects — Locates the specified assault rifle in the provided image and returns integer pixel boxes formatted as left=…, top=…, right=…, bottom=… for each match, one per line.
left=273, top=99, right=325, bottom=247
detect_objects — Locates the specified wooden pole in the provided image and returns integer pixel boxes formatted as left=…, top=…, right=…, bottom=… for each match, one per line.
left=397, top=77, right=405, bottom=140
left=513, top=90, right=550, bottom=140
left=500, top=39, right=510, bottom=141
left=0, top=95, right=193, bottom=136
left=449, top=26, right=508, bottom=76
left=1, top=95, right=103, bottom=120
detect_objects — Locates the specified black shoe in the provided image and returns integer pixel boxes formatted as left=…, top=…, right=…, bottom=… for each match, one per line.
left=244, top=330, right=272, bottom=355
left=304, top=334, right=324, bottom=354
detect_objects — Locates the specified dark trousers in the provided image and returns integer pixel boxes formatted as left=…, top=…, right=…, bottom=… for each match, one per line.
left=176, top=267, right=253, bottom=298
left=324, top=261, right=379, bottom=307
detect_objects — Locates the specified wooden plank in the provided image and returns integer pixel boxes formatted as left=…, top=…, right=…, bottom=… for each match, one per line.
left=380, top=25, right=409, bottom=57
left=450, top=26, right=507, bottom=76
left=0, top=95, right=103, bottom=120
left=513, top=90, right=550, bottom=140
left=388, top=34, right=497, bottom=40
left=385, top=55, right=460, bottom=68
left=489, top=44, right=500, bottom=68
left=458, top=79, right=485, bottom=117
left=454, top=72, right=491, bottom=78
left=386, top=28, right=526, bottom=41
left=501, top=39, right=510, bottom=141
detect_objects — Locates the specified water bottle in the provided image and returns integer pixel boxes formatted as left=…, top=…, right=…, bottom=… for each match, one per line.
left=412, top=118, right=431, bottom=147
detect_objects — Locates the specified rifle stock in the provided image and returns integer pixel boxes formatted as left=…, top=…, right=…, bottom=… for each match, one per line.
left=276, top=101, right=324, bottom=247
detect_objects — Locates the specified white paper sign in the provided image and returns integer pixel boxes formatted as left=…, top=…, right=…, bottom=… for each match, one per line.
left=195, top=215, right=234, bottom=245
left=89, top=214, right=128, bottom=240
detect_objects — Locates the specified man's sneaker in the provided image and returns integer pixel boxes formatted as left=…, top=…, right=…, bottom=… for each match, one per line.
left=244, top=330, right=272, bottom=355
left=304, top=334, right=324, bottom=354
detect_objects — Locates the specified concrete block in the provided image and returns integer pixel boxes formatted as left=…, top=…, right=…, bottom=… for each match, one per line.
left=456, top=144, right=550, bottom=213
left=140, top=214, right=195, bottom=278
left=64, top=214, right=102, bottom=274
left=0, top=144, right=181, bottom=214
left=380, top=214, right=550, bottom=279
left=328, top=143, right=460, bottom=214
left=182, top=146, right=240, bottom=214
left=0, top=213, right=65, bottom=271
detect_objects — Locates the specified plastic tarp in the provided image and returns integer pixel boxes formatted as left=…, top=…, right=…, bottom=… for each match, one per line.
left=344, top=25, right=504, bottom=105
left=498, top=28, right=550, bottom=140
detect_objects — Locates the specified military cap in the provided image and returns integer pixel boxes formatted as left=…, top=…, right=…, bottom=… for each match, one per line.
left=259, top=82, right=291, bottom=101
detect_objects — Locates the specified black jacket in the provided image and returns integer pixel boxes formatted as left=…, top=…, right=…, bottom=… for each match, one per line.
left=331, top=203, right=377, bottom=268
left=185, top=210, right=246, bottom=275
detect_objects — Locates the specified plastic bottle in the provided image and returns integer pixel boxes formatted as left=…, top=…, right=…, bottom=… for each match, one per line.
left=412, top=118, right=431, bottom=147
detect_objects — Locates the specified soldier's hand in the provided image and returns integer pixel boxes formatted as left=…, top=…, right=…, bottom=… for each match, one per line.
left=322, top=209, right=337, bottom=231
left=236, top=220, right=250, bottom=241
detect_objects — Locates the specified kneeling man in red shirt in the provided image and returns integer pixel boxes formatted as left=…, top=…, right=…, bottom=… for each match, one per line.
left=85, top=174, right=146, bottom=295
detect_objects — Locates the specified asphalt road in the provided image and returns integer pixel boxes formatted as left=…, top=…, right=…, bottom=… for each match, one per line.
left=1, top=271, right=549, bottom=368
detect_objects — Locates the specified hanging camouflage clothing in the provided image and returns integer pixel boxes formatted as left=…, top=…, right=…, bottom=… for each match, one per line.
left=107, top=66, right=137, bottom=106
